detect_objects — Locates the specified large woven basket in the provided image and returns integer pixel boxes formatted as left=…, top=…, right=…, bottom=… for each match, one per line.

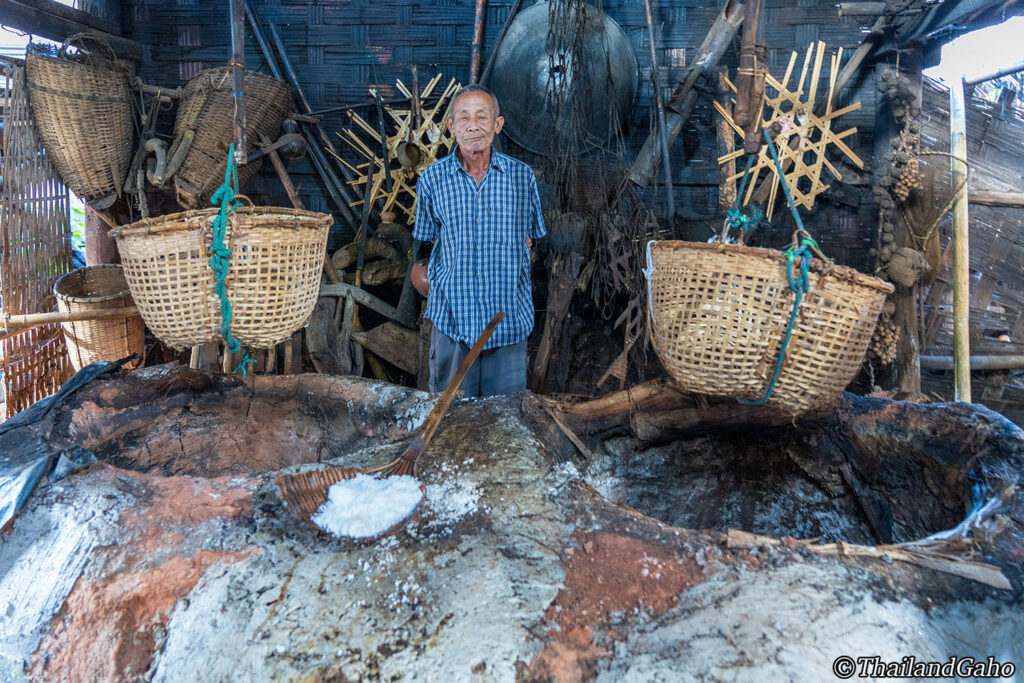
left=168, top=67, right=292, bottom=208
left=54, top=265, right=145, bottom=371
left=645, top=241, right=893, bottom=415
left=25, top=39, right=133, bottom=204
left=110, top=205, right=332, bottom=350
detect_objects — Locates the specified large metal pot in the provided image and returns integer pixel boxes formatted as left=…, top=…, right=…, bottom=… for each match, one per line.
left=485, top=1, right=638, bottom=155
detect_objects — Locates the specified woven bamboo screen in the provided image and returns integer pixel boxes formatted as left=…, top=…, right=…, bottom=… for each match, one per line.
left=1, top=63, right=74, bottom=418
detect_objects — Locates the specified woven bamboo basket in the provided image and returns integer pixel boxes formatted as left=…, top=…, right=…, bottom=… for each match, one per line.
left=24, top=38, right=133, bottom=204
left=645, top=241, right=894, bottom=415
left=168, top=67, right=292, bottom=208
left=110, top=205, right=332, bottom=350
left=54, top=265, right=145, bottom=371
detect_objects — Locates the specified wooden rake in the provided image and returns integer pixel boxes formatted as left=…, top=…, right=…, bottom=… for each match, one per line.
left=275, top=312, right=505, bottom=524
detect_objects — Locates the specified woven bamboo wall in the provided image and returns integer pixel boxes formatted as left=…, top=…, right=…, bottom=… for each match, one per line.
left=1, top=63, right=74, bottom=418
left=919, top=77, right=1024, bottom=358
left=122, top=0, right=881, bottom=264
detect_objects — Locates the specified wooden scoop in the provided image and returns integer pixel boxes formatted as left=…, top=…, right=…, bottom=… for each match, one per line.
left=276, top=312, right=505, bottom=524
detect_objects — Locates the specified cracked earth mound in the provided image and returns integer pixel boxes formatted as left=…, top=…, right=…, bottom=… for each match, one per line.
left=1, top=365, right=1022, bottom=681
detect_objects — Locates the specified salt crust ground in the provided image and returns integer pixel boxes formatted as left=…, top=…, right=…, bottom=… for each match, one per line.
left=1, top=378, right=1021, bottom=681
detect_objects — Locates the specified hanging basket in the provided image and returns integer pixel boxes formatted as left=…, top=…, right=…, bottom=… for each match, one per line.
left=645, top=241, right=893, bottom=415
left=25, top=37, right=133, bottom=204
left=167, top=67, right=292, bottom=208
left=110, top=204, right=332, bottom=350
left=54, top=265, right=145, bottom=371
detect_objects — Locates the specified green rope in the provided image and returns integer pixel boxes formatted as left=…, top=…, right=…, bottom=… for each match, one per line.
left=738, top=127, right=825, bottom=406
left=209, top=143, right=255, bottom=377
left=723, top=154, right=766, bottom=240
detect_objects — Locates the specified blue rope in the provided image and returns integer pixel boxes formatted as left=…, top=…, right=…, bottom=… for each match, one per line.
left=209, top=143, right=255, bottom=377
left=738, top=127, right=824, bottom=405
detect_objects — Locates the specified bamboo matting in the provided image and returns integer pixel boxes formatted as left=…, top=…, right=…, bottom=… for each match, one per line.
left=1, top=64, right=74, bottom=418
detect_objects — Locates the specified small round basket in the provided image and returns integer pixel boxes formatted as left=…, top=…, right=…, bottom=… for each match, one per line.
left=645, top=240, right=894, bottom=415
left=25, top=38, right=133, bottom=204
left=54, top=265, right=145, bottom=371
left=110, top=205, right=332, bottom=350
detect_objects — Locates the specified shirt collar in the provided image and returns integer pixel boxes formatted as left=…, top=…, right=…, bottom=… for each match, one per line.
left=446, top=146, right=507, bottom=176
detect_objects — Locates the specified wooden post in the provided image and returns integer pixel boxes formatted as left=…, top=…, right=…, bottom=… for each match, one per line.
left=895, top=49, right=922, bottom=394
left=643, top=0, right=675, bottom=226
left=469, top=0, right=487, bottom=84
left=229, top=0, right=247, bottom=164
left=949, top=76, right=971, bottom=402
left=717, top=69, right=736, bottom=210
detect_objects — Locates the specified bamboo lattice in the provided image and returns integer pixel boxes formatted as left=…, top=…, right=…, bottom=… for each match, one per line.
left=1, top=64, right=74, bottom=418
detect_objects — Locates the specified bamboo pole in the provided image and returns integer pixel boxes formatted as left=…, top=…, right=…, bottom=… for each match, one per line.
left=949, top=77, right=971, bottom=402
left=968, top=191, right=1024, bottom=207
left=229, top=0, right=248, bottom=164
left=643, top=0, right=675, bottom=226
left=2, top=306, right=138, bottom=341
left=469, top=0, right=487, bottom=84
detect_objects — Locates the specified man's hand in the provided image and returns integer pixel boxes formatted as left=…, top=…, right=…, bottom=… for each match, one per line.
left=527, top=238, right=533, bottom=250
left=412, top=259, right=430, bottom=298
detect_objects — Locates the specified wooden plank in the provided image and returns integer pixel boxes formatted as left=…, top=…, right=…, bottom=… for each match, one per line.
left=351, top=321, right=419, bottom=374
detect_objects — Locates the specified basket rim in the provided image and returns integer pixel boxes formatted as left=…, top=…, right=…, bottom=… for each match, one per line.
left=54, top=264, right=131, bottom=303
left=649, top=240, right=895, bottom=295
left=25, top=46, right=129, bottom=80
left=109, top=205, right=333, bottom=238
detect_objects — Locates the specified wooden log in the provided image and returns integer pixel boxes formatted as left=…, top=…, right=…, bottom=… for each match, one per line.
left=2, top=306, right=138, bottom=341
left=628, top=0, right=745, bottom=186
left=632, top=402, right=792, bottom=446
left=528, top=253, right=583, bottom=393
left=351, top=322, right=419, bottom=374
left=732, top=0, right=766, bottom=153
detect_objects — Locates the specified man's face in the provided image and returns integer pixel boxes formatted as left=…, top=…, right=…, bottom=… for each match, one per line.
left=448, top=91, right=504, bottom=155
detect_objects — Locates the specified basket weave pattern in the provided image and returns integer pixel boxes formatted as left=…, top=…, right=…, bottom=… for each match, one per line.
left=24, top=46, right=132, bottom=202
left=169, top=67, right=292, bottom=207
left=55, top=265, right=145, bottom=371
left=112, top=207, right=332, bottom=350
left=647, top=241, right=893, bottom=415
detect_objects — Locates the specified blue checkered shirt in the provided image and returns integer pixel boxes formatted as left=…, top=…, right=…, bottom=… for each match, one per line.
left=413, top=148, right=546, bottom=350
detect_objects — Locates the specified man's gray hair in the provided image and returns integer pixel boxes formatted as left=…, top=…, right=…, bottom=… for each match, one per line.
left=451, top=83, right=500, bottom=118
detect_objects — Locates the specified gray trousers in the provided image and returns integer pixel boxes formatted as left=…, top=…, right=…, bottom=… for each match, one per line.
left=429, top=326, right=527, bottom=397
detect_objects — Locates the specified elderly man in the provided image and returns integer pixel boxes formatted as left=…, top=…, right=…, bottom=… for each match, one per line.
left=411, top=84, right=546, bottom=396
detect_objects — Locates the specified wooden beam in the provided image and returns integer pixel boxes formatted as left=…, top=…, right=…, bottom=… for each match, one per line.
left=920, top=355, right=1024, bottom=371
left=968, top=191, right=1024, bottom=207
left=950, top=76, right=971, bottom=402
left=0, top=0, right=141, bottom=60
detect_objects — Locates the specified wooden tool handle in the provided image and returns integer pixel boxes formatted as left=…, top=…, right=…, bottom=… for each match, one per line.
left=402, top=312, right=505, bottom=458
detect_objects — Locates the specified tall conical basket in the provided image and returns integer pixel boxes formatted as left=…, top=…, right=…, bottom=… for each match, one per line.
left=645, top=240, right=893, bottom=415
left=110, top=205, right=332, bottom=350
left=54, top=265, right=145, bottom=371
left=25, top=38, right=133, bottom=204
left=167, top=67, right=292, bottom=208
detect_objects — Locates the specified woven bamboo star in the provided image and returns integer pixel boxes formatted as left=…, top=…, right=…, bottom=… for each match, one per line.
left=331, top=73, right=460, bottom=225
left=715, top=41, right=863, bottom=220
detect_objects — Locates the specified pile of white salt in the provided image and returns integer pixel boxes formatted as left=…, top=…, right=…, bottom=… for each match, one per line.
left=311, top=474, right=422, bottom=538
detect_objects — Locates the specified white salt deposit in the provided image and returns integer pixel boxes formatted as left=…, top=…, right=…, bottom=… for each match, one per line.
left=311, top=474, right=422, bottom=538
